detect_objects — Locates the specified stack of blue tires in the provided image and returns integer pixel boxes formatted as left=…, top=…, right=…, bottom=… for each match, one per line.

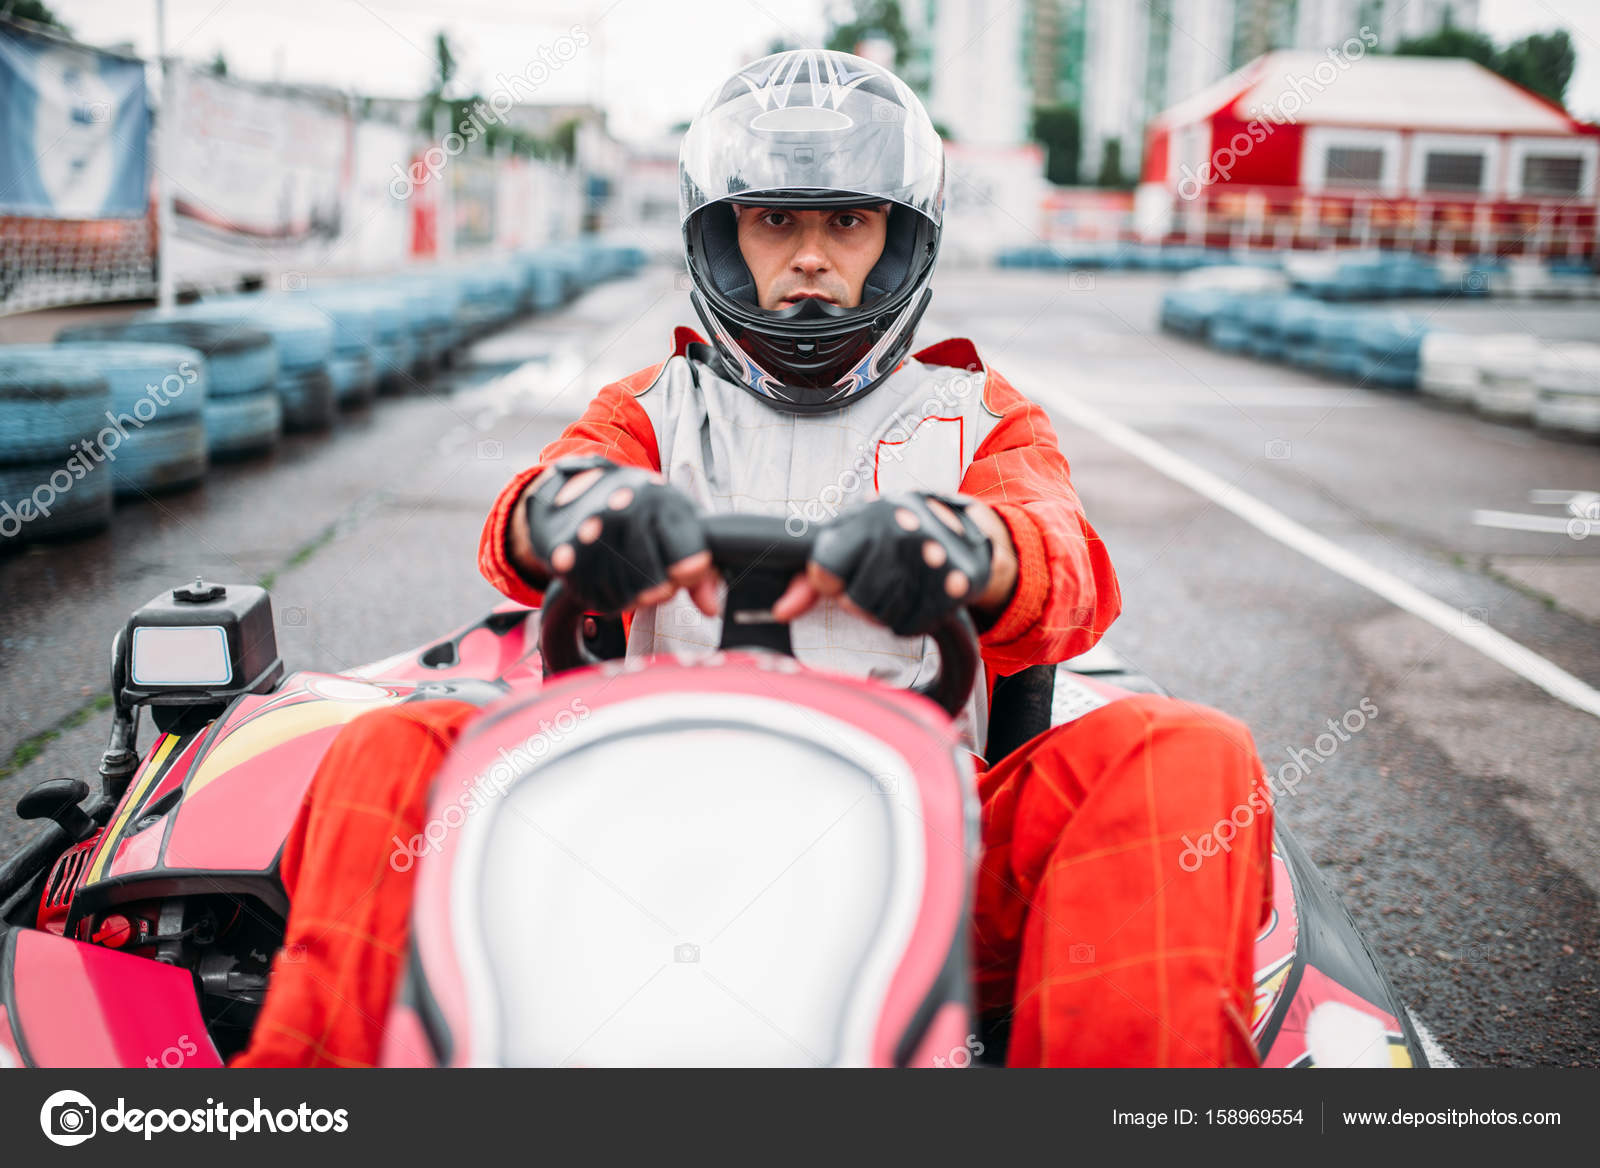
left=1358, top=310, right=1431, bottom=387
left=56, top=318, right=281, bottom=460
left=10, top=342, right=210, bottom=496
left=0, top=349, right=113, bottom=546
left=299, top=293, right=380, bottom=407
left=386, top=276, right=459, bottom=371
left=149, top=300, right=336, bottom=432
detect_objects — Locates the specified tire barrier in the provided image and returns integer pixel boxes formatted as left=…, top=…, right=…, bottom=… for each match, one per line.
left=56, top=319, right=278, bottom=398
left=1161, top=287, right=1596, bottom=442
left=996, top=243, right=1234, bottom=271
left=0, top=350, right=111, bottom=463
left=299, top=293, right=381, bottom=407
left=1359, top=310, right=1430, bottom=389
left=328, top=351, right=379, bottom=406
left=145, top=300, right=336, bottom=432
left=278, top=365, right=337, bottom=432
left=1160, top=290, right=1431, bottom=387
left=1207, top=293, right=1253, bottom=353
left=1534, top=343, right=1600, bottom=436
left=1417, top=333, right=1481, bottom=405
left=4, top=236, right=652, bottom=543
left=106, top=415, right=209, bottom=496
left=0, top=458, right=113, bottom=546
left=381, top=277, right=459, bottom=372
left=1473, top=335, right=1541, bottom=422
left=30, top=341, right=207, bottom=420
left=1005, top=245, right=1595, bottom=300
left=203, top=389, right=283, bottom=459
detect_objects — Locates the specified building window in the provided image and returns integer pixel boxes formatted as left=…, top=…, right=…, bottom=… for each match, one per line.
left=1520, top=154, right=1583, bottom=197
left=1422, top=151, right=1485, bottom=193
left=1325, top=146, right=1384, bottom=188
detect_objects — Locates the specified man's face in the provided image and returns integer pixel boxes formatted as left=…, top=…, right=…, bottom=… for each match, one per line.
left=734, top=204, right=889, bottom=310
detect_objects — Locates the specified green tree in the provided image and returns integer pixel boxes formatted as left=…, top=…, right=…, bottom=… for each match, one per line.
left=825, top=0, right=914, bottom=70
left=1387, top=24, right=1575, bottom=110
left=412, top=31, right=563, bottom=161
left=0, top=1, right=67, bottom=31
left=1494, top=30, right=1575, bottom=107
left=209, top=51, right=228, bottom=77
left=1031, top=103, right=1080, bottom=185
left=418, top=31, right=460, bottom=134
left=1391, top=25, right=1497, bottom=67
left=1095, top=137, right=1128, bottom=188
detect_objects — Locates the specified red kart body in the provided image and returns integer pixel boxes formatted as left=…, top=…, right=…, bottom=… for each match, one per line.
left=0, top=597, right=1436, bottom=1068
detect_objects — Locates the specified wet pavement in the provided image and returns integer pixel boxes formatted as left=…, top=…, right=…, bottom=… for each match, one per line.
left=2, top=268, right=1597, bottom=1065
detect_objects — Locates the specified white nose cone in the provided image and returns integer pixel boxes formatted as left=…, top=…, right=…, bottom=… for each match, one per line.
left=1305, top=1000, right=1391, bottom=1067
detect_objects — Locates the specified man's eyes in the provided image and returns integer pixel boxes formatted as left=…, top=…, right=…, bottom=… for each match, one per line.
left=757, top=211, right=872, bottom=229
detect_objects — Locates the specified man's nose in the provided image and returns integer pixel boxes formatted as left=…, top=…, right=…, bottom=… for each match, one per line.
left=789, top=223, right=831, bottom=276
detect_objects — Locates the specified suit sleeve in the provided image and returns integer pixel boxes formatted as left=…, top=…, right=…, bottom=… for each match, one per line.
left=476, top=363, right=664, bottom=607
left=958, top=365, right=1122, bottom=675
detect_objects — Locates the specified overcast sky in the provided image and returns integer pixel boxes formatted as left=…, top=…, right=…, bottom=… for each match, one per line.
left=41, top=0, right=1600, bottom=139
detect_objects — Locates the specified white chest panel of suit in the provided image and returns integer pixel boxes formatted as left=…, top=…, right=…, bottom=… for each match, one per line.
left=629, top=352, right=1007, bottom=755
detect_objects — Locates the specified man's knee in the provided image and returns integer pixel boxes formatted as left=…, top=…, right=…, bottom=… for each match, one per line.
left=1026, top=693, right=1268, bottom=830
left=1070, top=691, right=1257, bottom=773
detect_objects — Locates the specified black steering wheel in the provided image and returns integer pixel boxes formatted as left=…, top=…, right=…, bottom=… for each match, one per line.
left=538, top=512, right=980, bottom=719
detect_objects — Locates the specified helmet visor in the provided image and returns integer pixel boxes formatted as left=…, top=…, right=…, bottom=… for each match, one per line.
left=679, top=51, right=944, bottom=229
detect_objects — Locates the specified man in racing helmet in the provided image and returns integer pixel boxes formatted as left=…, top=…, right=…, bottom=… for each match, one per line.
left=237, top=50, right=1272, bottom=1069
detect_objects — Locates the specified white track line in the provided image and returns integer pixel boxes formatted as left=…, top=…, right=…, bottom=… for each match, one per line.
left=1011, top=365, right=1600, bottom=721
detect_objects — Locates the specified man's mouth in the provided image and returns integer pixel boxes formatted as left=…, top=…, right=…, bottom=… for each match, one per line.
left=778, top=291, right=837, bottom=308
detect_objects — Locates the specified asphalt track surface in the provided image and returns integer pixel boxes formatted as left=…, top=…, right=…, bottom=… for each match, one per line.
left=2, top=267, right=1597, bottom=1065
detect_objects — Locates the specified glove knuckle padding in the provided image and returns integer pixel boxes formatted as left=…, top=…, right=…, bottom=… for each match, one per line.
left=816, top=492, right=993, bottom=637
left=525, top=457, right=705, bottom=611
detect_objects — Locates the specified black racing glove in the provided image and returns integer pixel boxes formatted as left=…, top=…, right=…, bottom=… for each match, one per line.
left=523, top=456, right=706, bottom=613
left=810, top=492, right=993, bottom=637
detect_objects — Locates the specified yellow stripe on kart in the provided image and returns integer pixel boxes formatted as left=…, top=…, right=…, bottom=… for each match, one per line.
left=87, top=732, right=176, bottom=885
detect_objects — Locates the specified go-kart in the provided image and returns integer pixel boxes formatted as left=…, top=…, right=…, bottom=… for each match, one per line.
left=0, top=514, right=1441, bottom=1068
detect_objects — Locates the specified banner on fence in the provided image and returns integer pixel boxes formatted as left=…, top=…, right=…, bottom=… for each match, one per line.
left=0, top=22, right=150, bottom=218
left=163, top=67, right=354, bottom=282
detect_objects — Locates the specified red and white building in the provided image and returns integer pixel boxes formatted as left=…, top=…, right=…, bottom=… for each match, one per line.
left=1136, top=51, right=1600, bottom=259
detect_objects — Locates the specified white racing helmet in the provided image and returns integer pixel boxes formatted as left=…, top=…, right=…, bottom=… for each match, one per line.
left=679, top=50, right=945, bottom=413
